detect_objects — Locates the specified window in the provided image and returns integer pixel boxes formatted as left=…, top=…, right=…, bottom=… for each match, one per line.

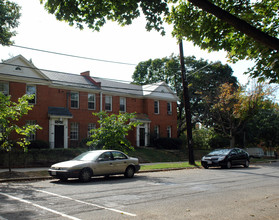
left=112, top=151, right=127, bottom=160
left=120, top=97, right=126, bottom=112
left=88, top=123, right=96, bottom=137
left=154, top=125, right=160, bottom=139
left=105, top=95, right=112, bottom=111
left=167, top=102, right=172, bottom=114
left=154, top=100, right=159, bottom=114
left=26, top=85, right=36, bottom=104
left=167, top=126, right=172, bottom=138
left=71, top=92, right=79, bottom=109
left=70, top=122, right=79, bottom=140
left=88, top=94, right=96, bottom=110
left=0, top=82, right=9, bottom=96
left=26, top=120, right=36, bottom=141
left=98, top=152, right=113, bottom=161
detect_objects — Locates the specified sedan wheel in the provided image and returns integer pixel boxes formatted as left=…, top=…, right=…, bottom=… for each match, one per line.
left=124, top=166, right=135, bottom=178
left=244, top=160, right=249, bottom=168
left=226, top=161, right=232, bottom=169
left=79, top=168, right=92, bottom=182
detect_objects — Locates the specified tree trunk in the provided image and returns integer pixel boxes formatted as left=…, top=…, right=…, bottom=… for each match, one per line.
left=188, top=0, right=279, bottom=51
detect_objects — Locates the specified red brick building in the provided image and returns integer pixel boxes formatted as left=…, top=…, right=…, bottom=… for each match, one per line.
left=0, top=55, right=178, bottom=148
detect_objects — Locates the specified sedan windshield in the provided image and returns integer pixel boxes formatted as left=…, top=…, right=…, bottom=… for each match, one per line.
left=208, top=149, right=231, bottom=156
left=73, top=151, right=101, bottom=161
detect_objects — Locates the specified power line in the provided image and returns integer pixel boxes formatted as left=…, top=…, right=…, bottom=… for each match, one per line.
left=11, top=45, right=137, bottom=66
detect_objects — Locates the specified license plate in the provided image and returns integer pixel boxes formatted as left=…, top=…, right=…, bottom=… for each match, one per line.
left=207, top=161, right=212, bottom=164
left=51, top=171, right=56, bottom=175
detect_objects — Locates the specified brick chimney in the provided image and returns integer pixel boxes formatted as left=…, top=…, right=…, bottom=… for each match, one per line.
left=80, top=71, right=101, bottom=87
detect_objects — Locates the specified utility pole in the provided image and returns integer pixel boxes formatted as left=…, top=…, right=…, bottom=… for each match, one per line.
left=179, top=40, right=195, bottom=165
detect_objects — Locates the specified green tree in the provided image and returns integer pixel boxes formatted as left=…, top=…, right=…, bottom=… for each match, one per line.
left=208, top=82, right=270, bottom=147
left=40, top=0, right=279, bottom=82
left=132, top=55, right=237, bottom=136
left=167, top=0, right=279, bottom=82
left=245, top=103, right=279, bottom=149
left=87, top=111, right=141, bottom=153
left=0, top=93, right=42, bottom=172
left=0, top=0, right=21, bottom=45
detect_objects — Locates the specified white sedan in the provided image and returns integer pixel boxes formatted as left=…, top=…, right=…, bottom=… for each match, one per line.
left=48, top=150, right=140, bottom=182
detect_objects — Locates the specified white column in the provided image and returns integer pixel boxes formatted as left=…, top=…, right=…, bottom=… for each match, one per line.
left=49, top=119, right=55, bottom=149
left=64, top=119, right=68, bottom=149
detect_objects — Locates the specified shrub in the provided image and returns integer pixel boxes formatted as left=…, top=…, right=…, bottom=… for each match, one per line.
left=28, top=140, right=49, bottom=149
left=153, top=138, right=183, bottom=150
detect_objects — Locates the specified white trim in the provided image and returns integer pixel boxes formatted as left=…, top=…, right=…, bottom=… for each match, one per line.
left=49, top=118, right=69, bottom=149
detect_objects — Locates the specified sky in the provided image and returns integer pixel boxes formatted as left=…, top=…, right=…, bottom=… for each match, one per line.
left=0, top=0, right=255, bottom=85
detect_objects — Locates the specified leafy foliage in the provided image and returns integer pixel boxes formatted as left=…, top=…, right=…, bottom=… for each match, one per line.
left=245, top=103, right=279, bottom=148
left=167, top=0, right=279, bottom=82
left=40, top=0, right=279, bottom=82
left=207, top=82, right=272, bottom=147
left=40, top=0, right=169, bottom=35
left=132, top=55, right=237, bottom=136
left=0, top=0, right=21, bottom=45
left=0, top=93, right=42, bottom=152
left=87, top=111, right=141, bottom=153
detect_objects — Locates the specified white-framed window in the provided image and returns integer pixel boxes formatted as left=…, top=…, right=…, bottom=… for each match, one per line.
left=26, top=120, right=36, bottom=141
left=105, top=95, right=112, bottom=111
left=26, top=85, right=36, bottom=104
left=154, top=125, right=160, bottom=139
left=167, top=126, right=172, bottom=138
left=71, top=92, right=79, bottom=109
left=88, top=123, right=96, bottom=137
left=154, top=100, right=159, bottom=114
left=70, top=122, right=79, bottom=140
left=120, top=97, right=126, bottom=112
left=88, top=94, right=96, bottom=110
left=167, top=102, right=172, bottom=114
left=0, top=81, right=9, bottom=96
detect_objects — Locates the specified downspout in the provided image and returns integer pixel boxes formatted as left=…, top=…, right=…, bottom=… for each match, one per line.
left=100, top=92, right=103, bottom=112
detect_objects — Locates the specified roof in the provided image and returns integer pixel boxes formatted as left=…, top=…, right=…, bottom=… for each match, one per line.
left=0, top=55, right=178, bottom=101
left=42, top=70, right=100, bottom=90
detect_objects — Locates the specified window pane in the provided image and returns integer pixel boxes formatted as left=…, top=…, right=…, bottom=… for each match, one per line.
left=27, top=85, right=36, bottom=104
left=105, top=96, right=112, bottom=111
left=71, top=92, right=79, bottom=108
left=88, top=123, right=96, bottom=137
left=88, top=94, right=95, bottom=110
left=70, top=122, right=79, bottom=140
left=26, top=120, right=36, bottom=141
left=167, top=102, right=172, bottom=114
left=167, top=126, right=171, bottom=138
left=0, top=82, right=9, bottom=95
left=154, top=100, right=159, bottom=114
left=120, top=97, right=126, bottom=112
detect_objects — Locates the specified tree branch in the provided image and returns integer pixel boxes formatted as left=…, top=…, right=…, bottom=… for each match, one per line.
left=188, top=0, right=279, bottom=51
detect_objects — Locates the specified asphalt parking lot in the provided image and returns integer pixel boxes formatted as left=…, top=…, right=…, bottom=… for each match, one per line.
left=0, top=162, right=278, bottom=220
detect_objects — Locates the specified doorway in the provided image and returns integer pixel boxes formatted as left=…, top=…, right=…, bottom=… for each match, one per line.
left=139, top=127, right=145, bottom=146
left=55, top=125, right=64, bottom=148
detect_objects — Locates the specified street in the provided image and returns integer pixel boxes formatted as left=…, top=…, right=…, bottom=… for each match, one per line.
left=0, top=162, right=278, bottom=220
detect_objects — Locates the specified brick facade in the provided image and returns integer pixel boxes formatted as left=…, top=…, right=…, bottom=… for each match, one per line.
left=0, top=55, right=178, bottom=148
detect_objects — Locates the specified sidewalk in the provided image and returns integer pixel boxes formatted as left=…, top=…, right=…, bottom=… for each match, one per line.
left=0, top=167, right=49, bottom=173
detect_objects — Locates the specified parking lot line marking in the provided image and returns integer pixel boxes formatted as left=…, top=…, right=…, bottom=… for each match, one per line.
left=0, top=192, right=81, bottom=220
left=35, top=189, right=137, bottom=217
